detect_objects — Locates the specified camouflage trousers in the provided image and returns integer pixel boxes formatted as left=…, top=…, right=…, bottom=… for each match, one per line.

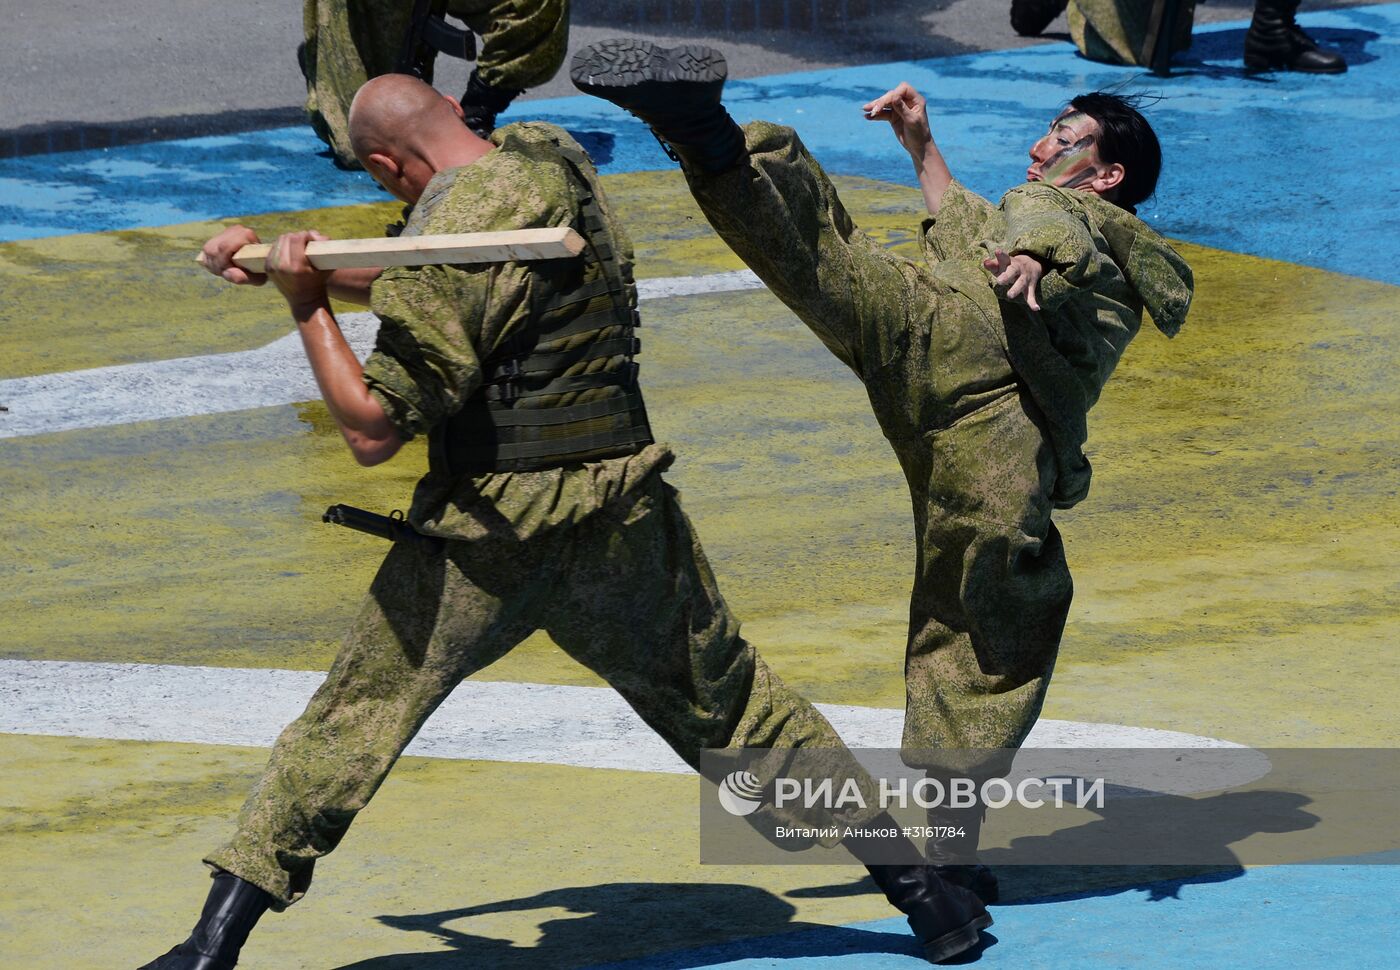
left=206, top=470, right=863, bottom=908
left=686, top=122, right=1074, bottom=757
left=1068, top=0, right=1197, bottom=66
left=301, top=0, right=569, bottom=165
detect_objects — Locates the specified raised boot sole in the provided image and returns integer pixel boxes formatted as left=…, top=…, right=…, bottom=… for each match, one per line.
left=569, top=39, right=728, bottom=120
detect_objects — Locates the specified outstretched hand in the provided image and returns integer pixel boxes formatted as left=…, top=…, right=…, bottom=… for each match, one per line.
left=983, top=249, right=1045, bottom=311
left=862, top=82, right=933, bottom=160
left=198, top=225, right=266, bottom=286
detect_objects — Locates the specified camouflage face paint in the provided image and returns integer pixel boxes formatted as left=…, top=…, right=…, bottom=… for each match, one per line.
left=1028, top=111, right=1103, bottom=189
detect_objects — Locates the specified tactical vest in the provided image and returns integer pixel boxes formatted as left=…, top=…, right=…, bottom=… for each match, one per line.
left=427, top=141, right=655, bottom=475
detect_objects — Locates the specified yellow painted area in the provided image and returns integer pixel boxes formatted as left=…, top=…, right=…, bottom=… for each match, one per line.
left=2, top=733, right=1241, bottom=968
left=0, top=203, right=400, bottom=380
left=1, top=733, right=898, bottom=969
left=1, top=172, right=1397, bottom=751
left=21, top=730, right=1369, bottom=969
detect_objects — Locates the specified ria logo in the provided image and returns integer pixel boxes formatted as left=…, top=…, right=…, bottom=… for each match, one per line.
left=717, top=770, right=765, bottom=816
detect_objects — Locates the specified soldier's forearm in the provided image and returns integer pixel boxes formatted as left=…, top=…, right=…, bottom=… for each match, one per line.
left=293, top=302, right=403, bottom=465
left=327, top=267, right=381, bottom=306
left=914, top=142, right=954, bottom=217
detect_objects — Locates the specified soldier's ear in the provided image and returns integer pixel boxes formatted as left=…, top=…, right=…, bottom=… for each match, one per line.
left=1092, top=161, right=1126, bottom=199
left=365, top=152, right=402, bottom=186
left=442, top=93, right=466, bottom=121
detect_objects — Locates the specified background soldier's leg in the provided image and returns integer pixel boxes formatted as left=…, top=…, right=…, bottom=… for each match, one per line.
left=204, top=538, right=542, bottom=908
left=447, top=0, right=570, bottom=92
left=446, top=0, right=569, bottom=134
left=685, top=121, right=918, bottom=377
left=301, top=0, right=416, bottom=166
left=903, top=389, right=1072, bottom=756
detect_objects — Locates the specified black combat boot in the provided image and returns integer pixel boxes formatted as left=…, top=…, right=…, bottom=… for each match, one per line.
left=926, top=804, right=999, bottom=904
left=1010, top=0, right=1069, bottom=37
left=1244, top=0, right=1347, bottom=73
left=865, top=864, right=993, bottom=963
left=460, top=68, right=523, bottom=138
left=843, top=814, right=993, bottom=963
left=569, top=39, right=746, bottom=174
left=138, top=871, right=273, bottom=970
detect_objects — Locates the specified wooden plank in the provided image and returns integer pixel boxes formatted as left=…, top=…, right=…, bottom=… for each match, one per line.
left=197, top=227, right=586, bottom=274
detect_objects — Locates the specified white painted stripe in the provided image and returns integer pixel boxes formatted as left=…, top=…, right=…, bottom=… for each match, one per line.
left=0, top=269, right=766, bottom=440
left=636, top=269, right=764, bottom=300
left=0, top=659, right=1251, bottom=783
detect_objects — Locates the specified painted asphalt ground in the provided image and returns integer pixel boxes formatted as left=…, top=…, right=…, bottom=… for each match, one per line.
left=1, top=8, right=1397, bottom=279
left=2, top=7, right=1399, bottom=969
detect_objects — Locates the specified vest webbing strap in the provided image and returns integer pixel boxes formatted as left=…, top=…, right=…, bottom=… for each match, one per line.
left=485, top=336, right=639, bottom=382
left=538, top=276, right=614, bottom=312
left=472, top=390, right=642, bottom=429
left=441, top=392, right=652, bottom=467
left=479, top=363, right=640, bottom=403
left=471, top=424, right=654, bottom=463
left=490, top=305, right=639, bottom=362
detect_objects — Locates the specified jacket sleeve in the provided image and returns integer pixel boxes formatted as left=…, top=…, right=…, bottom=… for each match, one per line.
left=990, top=183, right=1107, bottom=311
left=919, top=178, right=998, bottom=262
left=361, top=265, right=490, bottom=441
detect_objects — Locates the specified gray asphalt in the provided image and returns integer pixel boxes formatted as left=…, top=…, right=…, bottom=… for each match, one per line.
left=0, top=0, right=1379, bottom=142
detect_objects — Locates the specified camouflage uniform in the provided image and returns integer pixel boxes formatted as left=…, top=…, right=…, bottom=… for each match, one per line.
left=205, top=123, right=874, bottom=908
left=1067, top=0, right=1197, bottom=66
left=302, top=0, right=570, bottom=166
left=684, top=122, right=1192, bottom=757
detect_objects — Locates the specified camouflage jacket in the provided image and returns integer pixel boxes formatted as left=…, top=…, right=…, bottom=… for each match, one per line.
left=362, top=121, right=670, bottom=543
left=921, top=179, right=1193, bottom=507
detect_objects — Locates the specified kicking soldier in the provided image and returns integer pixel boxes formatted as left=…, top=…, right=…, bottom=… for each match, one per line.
left=571, top=39, right=1194, bottom=900
left=138, top=74, right=993, bottom=969
left=301, top=0, right=570, bottom=167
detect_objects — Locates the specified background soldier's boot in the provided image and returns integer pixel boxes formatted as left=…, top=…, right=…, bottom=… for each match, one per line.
left=926, top=805, right=999, bottom=904
left=844, top=814, right=993, bottom=964
left=138, top=871, right=273, bottom=970
left=569, top=39, right=746, bottom=174
left=460, top=69, right=523, bottom=138
left=1010, top=0, right=1069, bottom=36
left=1244, top=0, right=1347, bottom=73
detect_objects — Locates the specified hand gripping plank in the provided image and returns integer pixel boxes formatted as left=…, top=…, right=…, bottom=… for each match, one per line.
left=197, top=227, right=585, bottom=274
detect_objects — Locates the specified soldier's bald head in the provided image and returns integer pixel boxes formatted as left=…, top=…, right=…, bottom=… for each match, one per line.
left=346, top=74, right=492, bottom=204
left=348, top=74, right=461, bottom=160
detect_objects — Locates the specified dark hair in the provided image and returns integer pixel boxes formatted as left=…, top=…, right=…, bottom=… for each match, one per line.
left=1069, top=91, right=1162, bottom=209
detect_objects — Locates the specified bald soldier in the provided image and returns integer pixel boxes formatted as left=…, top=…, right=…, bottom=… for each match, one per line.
left=137, top=75, right=996, bottom=969
left=572, top=40, right=1193, bottom=898
left=303, top=0, right=571, bottom=167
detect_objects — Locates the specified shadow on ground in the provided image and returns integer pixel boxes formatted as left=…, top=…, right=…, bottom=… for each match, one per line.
left=335, top=787, right=1322, bottom=967
left=331, top=881, right=924, bottom=969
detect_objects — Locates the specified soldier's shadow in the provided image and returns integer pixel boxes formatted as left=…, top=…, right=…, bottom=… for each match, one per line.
left=335, top=790, right=1316, bottom=968
left=794, top=787, right=1318, bottom=909
left=332, top=881, right=928, bottom=969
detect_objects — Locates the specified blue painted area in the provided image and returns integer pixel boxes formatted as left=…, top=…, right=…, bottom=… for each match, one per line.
left=529, top=4, right=1400, bottom=285
left=0, top=4, right=1396, bottom=286
left=590, top=859, right=1400, bottom=969
left=0, top=130, right=387, bottom=239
